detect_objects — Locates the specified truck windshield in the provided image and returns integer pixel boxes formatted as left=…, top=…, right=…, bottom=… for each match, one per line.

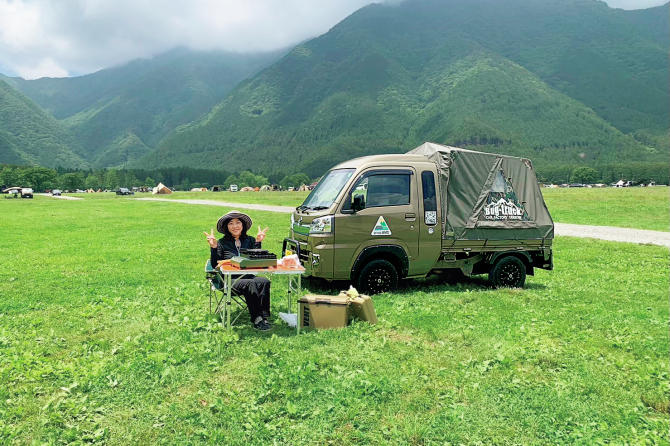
left=300, top=169, right=355, bottom=210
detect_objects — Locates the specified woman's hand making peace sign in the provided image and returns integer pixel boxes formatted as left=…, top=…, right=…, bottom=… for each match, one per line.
left=204, top=228, right=218, bottom=248
left=256, top=226, right=269, bottom=243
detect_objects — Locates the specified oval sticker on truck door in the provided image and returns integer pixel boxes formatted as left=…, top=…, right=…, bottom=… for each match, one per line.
left=371, top=216, right=392, bottom=235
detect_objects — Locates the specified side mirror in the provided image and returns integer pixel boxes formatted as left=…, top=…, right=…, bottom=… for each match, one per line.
left=352, top=194, right=365, bottom=212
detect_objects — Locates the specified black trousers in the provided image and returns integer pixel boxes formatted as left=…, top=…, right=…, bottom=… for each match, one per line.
left=231, top=277, right=271, bottom=321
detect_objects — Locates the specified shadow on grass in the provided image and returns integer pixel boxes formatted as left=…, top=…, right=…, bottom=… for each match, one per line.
left=217, top=273, right=547, bottom=339
left=302, top=274, right=547, bottom=295
left=522, top=282, right=548, bottom=290
left=206, top=311, right=302, bottom=339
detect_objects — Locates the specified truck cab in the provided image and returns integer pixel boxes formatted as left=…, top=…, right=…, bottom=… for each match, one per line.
left=288, top=154, right=442, bottom=293
left=288, top=144, right=553, bottom=294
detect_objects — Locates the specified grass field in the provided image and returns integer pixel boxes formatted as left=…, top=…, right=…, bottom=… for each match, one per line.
left=541, top=187, right=669, bottom=232
left=0, top=196, right=668, bottom=444
left=71, top=185, right=670, bottom=232
left=138, top=191, right=307, bottom=208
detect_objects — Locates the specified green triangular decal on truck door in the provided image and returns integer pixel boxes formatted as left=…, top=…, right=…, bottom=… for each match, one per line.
left=371, top=216, right=392, bottom=235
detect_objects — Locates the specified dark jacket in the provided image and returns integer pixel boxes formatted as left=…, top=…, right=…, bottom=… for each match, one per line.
left=210, top=234, right=261, bottom=269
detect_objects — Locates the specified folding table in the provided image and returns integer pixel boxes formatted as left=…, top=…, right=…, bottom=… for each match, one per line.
left=207, top=261, right=305, bottom=332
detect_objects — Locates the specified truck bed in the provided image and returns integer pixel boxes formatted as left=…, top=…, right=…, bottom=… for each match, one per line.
left=441, top=238, right=551, bottom=253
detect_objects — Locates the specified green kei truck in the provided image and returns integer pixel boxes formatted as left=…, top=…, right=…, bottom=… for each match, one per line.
left=286, top=142, right=554, bottom=294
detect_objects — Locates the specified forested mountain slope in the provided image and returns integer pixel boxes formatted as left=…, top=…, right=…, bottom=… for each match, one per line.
left=617, top=3, right=669, bottom=50
left=138, top=0, right=668, bottom=177
left=7, top=48, right=285, bottom=167
left=0, top=80, right=88, bottom=168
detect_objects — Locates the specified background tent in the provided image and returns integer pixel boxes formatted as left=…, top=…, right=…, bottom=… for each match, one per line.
left=152, top=183, right=172, bottom=195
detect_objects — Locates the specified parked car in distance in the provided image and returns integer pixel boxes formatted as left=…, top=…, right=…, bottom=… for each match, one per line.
left=116, top=188, right=133, bottom=195
left=21, top=188, right=33, bottom=198
left=52, top=189, right=62, bottom=196
left=229, top=184, right=238, bottom=192
left=568, top=183, right=583, bottom=188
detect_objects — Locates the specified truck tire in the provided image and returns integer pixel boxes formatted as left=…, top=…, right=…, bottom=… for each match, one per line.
left=357, top=259, right=398, bottom=295
left=489, top=256, right=526, bottom=288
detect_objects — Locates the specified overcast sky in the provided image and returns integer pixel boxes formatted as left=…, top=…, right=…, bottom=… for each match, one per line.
left=0, top=0, right=666, bottom=80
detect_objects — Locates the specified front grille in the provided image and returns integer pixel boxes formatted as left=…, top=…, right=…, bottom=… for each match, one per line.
left=299, top=249, right=310, bottom=264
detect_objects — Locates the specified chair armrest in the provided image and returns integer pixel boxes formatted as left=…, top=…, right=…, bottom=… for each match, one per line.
left=205, top=259, right=217, bottom=273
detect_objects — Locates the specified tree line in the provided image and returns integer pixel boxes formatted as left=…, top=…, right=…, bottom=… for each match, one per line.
left=6, top=161, right=663, bottom=193
left=535, top=163, right=669, bottom=185
left=0, top=164, right=316, bottom=192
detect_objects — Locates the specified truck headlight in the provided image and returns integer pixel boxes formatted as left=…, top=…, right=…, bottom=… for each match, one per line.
left=310, top=215, right=333, bottom=234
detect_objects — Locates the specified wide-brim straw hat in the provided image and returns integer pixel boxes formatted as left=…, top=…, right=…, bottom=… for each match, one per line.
left=217, top=210, right=253, bottom=234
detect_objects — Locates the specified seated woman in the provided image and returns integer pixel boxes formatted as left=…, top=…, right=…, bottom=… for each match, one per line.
left=205, top=210, right=271, bottom=331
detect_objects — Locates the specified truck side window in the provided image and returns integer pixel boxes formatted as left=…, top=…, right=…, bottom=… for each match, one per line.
left=421, top=171, right=437, bottom=225
left=351, top=177, right=369, bottom=207
left=366, top=174, right=410, bottom=207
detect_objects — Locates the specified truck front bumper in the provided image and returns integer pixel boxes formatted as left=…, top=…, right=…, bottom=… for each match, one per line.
left=288, top=230, right=335, bottom=280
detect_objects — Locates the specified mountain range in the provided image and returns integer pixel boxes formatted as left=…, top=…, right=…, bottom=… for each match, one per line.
left=1, top=0, right=668, bottom=177
left=0, top=80, right=88, bottom=168
left=1, top=48, right=285, bottom=168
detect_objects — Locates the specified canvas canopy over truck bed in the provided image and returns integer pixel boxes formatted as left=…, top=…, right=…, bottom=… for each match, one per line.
left=407, top=142, right=554, bottom=242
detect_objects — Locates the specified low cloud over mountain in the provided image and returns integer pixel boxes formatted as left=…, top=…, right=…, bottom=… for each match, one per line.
left=0, top=0, right=665, bottom=79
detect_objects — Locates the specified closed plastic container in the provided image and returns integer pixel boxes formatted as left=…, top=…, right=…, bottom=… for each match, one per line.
left=282, top=254, right=300, bottom=268
left=298, top=295, right=350, bottom=329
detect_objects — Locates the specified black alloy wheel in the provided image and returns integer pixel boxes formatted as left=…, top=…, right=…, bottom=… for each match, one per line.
left=489, top=255, right=526, bottom=288
left=357, top=259, right=398, bottom=295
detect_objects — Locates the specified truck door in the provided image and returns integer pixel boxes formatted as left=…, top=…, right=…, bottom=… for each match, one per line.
left=333, top=168, right=419, bottom=280
left=414, top=169, right=442, bottom=274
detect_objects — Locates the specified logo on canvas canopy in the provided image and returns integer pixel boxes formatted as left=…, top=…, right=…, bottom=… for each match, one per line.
left=485, top=198, right=526, bottom=220
left=371, top=216, right=392, bottom=235
left=479, top=169, right=529, bottom=222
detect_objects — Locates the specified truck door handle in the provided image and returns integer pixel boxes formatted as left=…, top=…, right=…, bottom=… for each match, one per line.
left=405, top=213, right=416, bottom=221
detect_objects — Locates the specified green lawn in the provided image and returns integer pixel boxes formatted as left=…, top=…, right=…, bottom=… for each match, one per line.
left=142, top=190, right=308, bottom=208
left=75, top=186, right=670, bottom=232
left=0, top=196, right=668, bottom=444
left=541, top=187, right=669, bottom=232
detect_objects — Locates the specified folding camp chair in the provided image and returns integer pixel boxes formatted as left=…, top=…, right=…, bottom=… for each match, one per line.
left=205, top=260, right=249, bottom=326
